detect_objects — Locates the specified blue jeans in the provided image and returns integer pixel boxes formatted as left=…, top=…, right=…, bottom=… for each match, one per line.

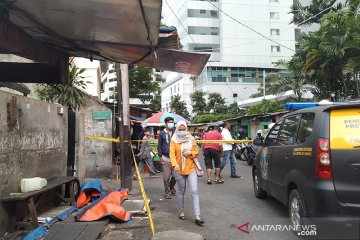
left=220, top=150, right=237, bottom=176
left=174, top=171, right=200, bottom=216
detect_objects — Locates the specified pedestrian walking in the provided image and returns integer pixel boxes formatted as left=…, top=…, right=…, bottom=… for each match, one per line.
left=220, top=122, right=242, bottom=178
left=170, top=121, right=204, bottom=226
left=203, top=126, right=223, bottom=184
left=157, top=117, right=177, bottom=199
left=134, top=127, right=159, bottom=179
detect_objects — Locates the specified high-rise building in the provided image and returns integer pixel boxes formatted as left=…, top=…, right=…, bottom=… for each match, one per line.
left=161, top=0, right=296, bottom=112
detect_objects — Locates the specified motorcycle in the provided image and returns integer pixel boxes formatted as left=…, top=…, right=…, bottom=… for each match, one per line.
left=244, top=137, right=263, bottom=165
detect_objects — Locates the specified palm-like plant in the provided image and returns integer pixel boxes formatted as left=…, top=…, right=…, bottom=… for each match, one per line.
left=35, top=66, right=88, bottom=110
left=290, top=0, right=347, bottom=26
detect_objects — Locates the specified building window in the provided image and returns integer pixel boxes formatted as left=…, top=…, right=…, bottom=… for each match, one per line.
left=188, top=9, right=219, bottom=18
left=188, top=26, right=219, bottom=35
left=233, top=93, right=238, bottom=98
left=210, top=10, right=218, bottom=17
left=270, top=12, right=280, bottom=19
left=271, top=45, right=281, bottom=52
left=270, top=29, right=280, bottom=36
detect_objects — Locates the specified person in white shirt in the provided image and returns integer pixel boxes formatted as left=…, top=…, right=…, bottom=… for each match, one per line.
left=220, top=122, right=242, bottom=178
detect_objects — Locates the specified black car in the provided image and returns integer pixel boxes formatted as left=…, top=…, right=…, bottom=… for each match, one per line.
left=252, top=104, right=360, bottom=231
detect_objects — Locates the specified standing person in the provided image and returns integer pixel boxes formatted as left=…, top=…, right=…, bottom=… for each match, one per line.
left=220, top=122, right=242, bottom=178
left=203, top=126, right=223, bottom=184
left=170, top=121, right=204, bottom=226
left=134, top=127, right=159, bottom=179
left=157, top=117, right=177, bottom=199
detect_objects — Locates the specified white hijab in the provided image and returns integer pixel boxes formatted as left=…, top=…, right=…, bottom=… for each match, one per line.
left=171, top=121, right=194, bottom=171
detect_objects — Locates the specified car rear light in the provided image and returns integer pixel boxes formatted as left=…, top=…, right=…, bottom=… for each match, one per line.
left=316, top=138, right=332, bottom=179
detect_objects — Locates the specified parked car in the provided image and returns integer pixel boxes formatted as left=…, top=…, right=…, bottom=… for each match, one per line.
left=252, top=103, right=360, bottom=231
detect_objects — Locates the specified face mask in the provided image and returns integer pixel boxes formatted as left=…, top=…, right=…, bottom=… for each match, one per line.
left=177, top=131, right=187, bottom=138
left=168, top=123, right=175, bottom=129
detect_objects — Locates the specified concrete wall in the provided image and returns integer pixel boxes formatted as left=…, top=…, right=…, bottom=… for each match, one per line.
left=0, top=90, right=68, bottom=235
left=81, top=97, right=113, bottom=178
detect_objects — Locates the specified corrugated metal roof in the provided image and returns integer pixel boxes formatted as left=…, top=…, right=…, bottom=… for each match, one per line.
left=2, top=0, right=209, bottom=75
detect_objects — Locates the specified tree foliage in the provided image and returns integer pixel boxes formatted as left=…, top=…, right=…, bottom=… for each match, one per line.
left=251, top=60, right=310, bottom=101
left=290, top=0, right=345, bottom=26
left=247, top=100, right=285, bottom=115
left=35, top=66, right=87, bottom=110
left=128, top=65, right=165, bottom=103
left=192, top=113, right=232, bottom=124
left=169, top=94, right=190, bottom=120
left=287, top=0, right=360, bottom=100
left=206, top=92, right=227, bottom=114
left=190, top=90, right=207, bottom=115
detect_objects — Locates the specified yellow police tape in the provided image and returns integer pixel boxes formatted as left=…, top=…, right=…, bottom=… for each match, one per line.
left=84, top=134, right=254, bottom=237
left=85, top=135, right=253, bottom=144
left=130, top=145, right=156, bottom=236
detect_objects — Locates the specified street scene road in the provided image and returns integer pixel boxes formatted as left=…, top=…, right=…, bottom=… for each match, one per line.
left=110, top=153, right=297, bottom=240
left=1, top=0, right=360, bottom=239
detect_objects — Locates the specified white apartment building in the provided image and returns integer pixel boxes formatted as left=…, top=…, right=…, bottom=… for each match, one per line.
left=162, top=0, right=296, bottom=109
left=161, top=72, right=194, bottom=114
left=100, top=62, right=117, bottom=102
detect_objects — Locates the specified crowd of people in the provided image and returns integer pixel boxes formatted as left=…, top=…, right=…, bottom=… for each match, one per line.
left=132, top=118, right=245, bottom=227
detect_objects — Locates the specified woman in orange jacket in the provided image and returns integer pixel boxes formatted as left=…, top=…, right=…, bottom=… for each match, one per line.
left=170, top=121, right=204, bottom=226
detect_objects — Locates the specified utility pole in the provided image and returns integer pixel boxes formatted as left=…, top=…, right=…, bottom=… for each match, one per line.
left=116, top=63, right=132, bottom=191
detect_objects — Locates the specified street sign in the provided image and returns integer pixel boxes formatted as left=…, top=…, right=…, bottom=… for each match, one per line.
left=92, top=110, right=112, bottom=120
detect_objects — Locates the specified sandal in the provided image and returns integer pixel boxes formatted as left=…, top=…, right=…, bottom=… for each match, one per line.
left=178, top=212, right=186, bottom=220
left=207, top=179, right=212, bottom=185
left=164, top=194, right=171, bottom=199
left=215, top=179, right=224, bottom=184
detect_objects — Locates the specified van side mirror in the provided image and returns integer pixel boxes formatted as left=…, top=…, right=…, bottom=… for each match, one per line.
left=253, top=138, right=264, bottom=146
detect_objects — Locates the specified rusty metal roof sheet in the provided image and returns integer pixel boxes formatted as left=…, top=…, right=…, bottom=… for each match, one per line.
left=2, top=0, right=209, bottom=75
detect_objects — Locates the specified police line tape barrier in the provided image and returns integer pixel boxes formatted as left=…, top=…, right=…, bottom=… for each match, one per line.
left=129, top=144, right=156, bottom=236
left=85, top=135, right=253, bottom=144
left=84, top=134, right=254, bottom=236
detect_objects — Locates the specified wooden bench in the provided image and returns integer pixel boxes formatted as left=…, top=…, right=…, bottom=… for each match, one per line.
left=1, top=176, right=80, bottom=230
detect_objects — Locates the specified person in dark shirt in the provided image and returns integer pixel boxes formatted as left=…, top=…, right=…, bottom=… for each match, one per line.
left=157, top=117, right=177, bottom=199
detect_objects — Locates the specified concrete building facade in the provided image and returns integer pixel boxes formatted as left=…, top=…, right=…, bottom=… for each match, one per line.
left=161, top=72, right=194, bottom=114
left=162, top=0, right=296, bottom=110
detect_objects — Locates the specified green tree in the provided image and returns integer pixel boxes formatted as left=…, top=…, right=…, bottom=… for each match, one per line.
left=149, top=92, right=161, bottom=111
left=35, top=66, right=87, bottom=110
left=206, top=92, right=227, bottom=114
left=290, top=0, right=345, bottom=26
left=251, top=59, right=310, bottom=101
left=227, top=102, right=246, bottom=117
left=129, top=65, right=165, bottom=102
left=192, top=113, right=232, bottom=124
left=247, top=99, right=285, bottom=115
left=111, top=65, right=165, bottom=105
left=299, top=5, right=360, bottom=100
left=169, top=94, right=190, bottom=120
left=190, top=90, right=207, bottom=115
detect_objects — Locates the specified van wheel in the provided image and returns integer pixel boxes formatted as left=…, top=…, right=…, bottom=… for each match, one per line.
left=289, top=189, right=306, bottom=227
left=253, top=168, right=267, bottom=199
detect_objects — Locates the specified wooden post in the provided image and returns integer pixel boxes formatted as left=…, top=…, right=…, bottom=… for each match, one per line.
left=26, top=198, right=39, bottom=228
left=120, top=64, right=132, bottom=191
left=116, top=63, right=132, bottom=190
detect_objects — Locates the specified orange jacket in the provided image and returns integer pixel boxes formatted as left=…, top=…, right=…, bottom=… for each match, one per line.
left=170, top=139, right=199, bottom=175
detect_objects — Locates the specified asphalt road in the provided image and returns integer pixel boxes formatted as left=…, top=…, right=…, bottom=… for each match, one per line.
left=121, top=152, right=298, bottom=240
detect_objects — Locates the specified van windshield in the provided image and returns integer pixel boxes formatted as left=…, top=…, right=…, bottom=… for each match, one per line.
left=330, top=108, right=360, bottom=149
